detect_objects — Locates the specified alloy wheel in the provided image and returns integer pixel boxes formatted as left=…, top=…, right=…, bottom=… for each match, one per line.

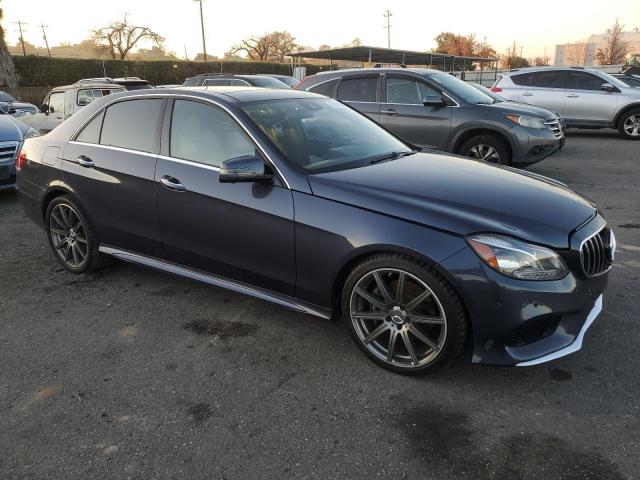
left=623, top=114, right=640, bottom=137
left=468, top=144, right=500, bottom=162
left=49, top=204, right=88, bottom=268
left=349, top=268, right=447, bottom=369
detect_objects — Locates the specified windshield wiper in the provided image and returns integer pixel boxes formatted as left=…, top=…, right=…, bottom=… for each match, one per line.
left=369, top=150, right=417, bottom=165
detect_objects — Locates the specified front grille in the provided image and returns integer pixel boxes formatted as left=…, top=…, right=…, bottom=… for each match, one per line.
left=0, top=141, right=19, bottom=162
left=504, top=315, right=562, bottom=347
left=580, top=228, right=612, bottom=276
left=544, top=119, right=563, bottom=138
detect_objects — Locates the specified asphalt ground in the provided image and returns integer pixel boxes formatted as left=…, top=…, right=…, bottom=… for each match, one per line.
left=1, top=129, right=639, bottom=479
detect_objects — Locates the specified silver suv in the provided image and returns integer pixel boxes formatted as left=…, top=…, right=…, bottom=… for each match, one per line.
left=493, top=67, right=640, bottom=139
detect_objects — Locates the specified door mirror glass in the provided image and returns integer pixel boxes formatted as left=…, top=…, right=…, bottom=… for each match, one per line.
left=219, top=155, right=273, bottom=183
left=600, top=82, right=616, bottom=92
left=40, top=103, right=49, bottom=114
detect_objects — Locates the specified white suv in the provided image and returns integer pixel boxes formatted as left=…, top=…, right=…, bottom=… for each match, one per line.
left=492, top=67, right=640, bottom=139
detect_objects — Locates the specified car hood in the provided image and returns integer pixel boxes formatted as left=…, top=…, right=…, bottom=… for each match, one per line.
left=479, top=100, right=559, bottom=120
left=308, top=152, right=596, bottom=249
left=0, top=116, right=26, bottom=141
left=10, top=101, right=37, bottom=111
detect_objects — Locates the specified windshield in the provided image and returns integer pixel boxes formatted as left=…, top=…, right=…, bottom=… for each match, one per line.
left=242, top=98, right=412, bottom=174
left=246, top=76, right=291, bottom=89
left=427, top=72, right=497, bottom=105
left=0, top=91, right=16, bottom=102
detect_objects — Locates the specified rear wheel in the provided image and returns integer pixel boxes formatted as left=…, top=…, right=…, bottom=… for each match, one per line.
left=45, top=196, right=110, bottom=274
left=341, top=253, right=467, bottom=375
left=459, top=134, right=511, bottom=165
left=619, top=109, right=640, bottom=140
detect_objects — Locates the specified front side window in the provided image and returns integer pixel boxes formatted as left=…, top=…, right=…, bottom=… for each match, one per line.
left=426, top=72, right=495, bottom=104
left=337, top=77, right=378, bottom=102
left=75, top=110, right=105, bottom=144
left=242, top=98, right=412, bottom=174
left=566, top=72, right=607, bottom=91
left=100, top=99, right=163, bottom=153
left=170, top=100, right=255, bottom=167
left=531, top=71, right=564, bottom=89
left=48, top=92, right=65, bottom=114
left=386, top=77, right=440, bottom=104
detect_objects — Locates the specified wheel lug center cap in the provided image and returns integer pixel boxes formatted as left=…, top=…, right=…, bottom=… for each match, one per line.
left=389, top=306, right=408, bottom=325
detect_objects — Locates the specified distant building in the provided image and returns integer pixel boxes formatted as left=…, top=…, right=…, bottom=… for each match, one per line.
left=554, top=28, right=640, bottom=66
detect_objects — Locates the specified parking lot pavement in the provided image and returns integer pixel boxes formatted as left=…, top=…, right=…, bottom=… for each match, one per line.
left=1, top=129, right=639, bottom=479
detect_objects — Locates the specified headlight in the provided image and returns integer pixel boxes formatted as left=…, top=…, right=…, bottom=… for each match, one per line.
left=24, top=128, right=40, bottom=139
left=505, top=114, right=546, bottom=129
left=468, top=234, right=568, bottom=281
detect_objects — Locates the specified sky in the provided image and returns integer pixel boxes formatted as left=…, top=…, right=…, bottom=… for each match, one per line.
left=3, top=0, right=640, bottom=60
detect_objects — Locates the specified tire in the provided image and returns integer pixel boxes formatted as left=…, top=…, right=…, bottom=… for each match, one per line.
left=341, top=253, right=468, bottom=375
left=458, top=134, right=511, bottom=165
left=618, top=109, right=640, bottom=140
left=45, top=195, right=111, bottom=274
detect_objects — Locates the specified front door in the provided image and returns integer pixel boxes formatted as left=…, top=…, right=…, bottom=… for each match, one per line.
left=155, top=99, right=296, bottom=296
left=563, top=71, right=620, bottom=125
left=518, top=70, right=566, bottom=116
left=379, top=74, right=452, bottom=150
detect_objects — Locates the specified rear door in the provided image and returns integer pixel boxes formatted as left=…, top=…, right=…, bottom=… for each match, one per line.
left=336, top=75, right=381, bottom=122
left=62, top=98, right=165, bottom=257
left=379, top=74, right=452, bottom=150
left=563, top=71, right=619, bottom=125
left=513, top=70, right=566, bottom=115
left=155, top=99, right=296, bottom=295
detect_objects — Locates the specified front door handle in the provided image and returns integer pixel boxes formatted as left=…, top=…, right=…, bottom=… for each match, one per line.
left=382, top=108, right=398, bottom=116
left=76, top=155, right=94, bottom=168
left=160, top=175, right=186, bottom=192
left=522, top=92, right=533, bottom=97
left=567, top=94, right=579, bottom=98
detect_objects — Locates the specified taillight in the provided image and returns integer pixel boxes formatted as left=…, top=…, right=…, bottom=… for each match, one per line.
left=16, top=150, right=27, bottom=171
left=491, top=86, right=502, bottom=93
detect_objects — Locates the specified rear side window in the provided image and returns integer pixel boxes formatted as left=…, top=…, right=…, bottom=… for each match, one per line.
left=203, top=79, right=229, bottom=86
left=566, top=72, right=607, bottom=91
left=531, top=71, right=564, bottom=88
left=183, top=77, right=199, bottom=87
left=337, top=77, right=378, bottom=102
left=77, top=88, right=121, bottom=106
left=170, top=100, right=255, bottom=167
left=100, top=99, right=163, bottom=153
left=75, top=110, right=105, bottom=144
left=308, top=78, right=339, bottom=97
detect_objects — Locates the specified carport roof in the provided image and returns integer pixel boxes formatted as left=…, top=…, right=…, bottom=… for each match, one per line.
left=289, top=46, right=496, bottom=69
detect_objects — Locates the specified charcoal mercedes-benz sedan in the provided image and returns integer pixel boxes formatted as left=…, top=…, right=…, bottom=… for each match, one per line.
left=16, top=87, right=614, bottom=374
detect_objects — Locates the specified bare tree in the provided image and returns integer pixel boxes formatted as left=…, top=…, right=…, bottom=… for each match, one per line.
left=529, top=55, right=551, bottom=66
left=595, top=19, right=630, bottom=65
left=564, top=41, right=587, bottom=66
left=91, top=21, right=165, bottom=60
left=0, top=1, right=17, bottom=87
left=229, top=31, right=298, bottom=62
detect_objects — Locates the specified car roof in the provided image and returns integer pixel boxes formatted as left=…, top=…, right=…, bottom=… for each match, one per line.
left=314, top=67, right=444, bottom=76
left=500, top=66, right=605, bottom=76
left=110, top=86, right=322, bottom=103
left=56, top=83, right=127, bottom=91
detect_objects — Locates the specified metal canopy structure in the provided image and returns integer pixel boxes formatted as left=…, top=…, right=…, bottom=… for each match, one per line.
left=289, top=45, right=496, bottom=71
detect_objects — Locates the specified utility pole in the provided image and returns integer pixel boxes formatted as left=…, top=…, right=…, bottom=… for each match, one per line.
left=184, top=45, right=189, bottom=61
left=383, top=10, right=392, bottom=48
left=520, top=46, right=524, bottom=57
left=15, top=21, right=27, bottom=56
left=194, top=0, right=207, bottom=61
left=40, top=23, right=51, bottom=57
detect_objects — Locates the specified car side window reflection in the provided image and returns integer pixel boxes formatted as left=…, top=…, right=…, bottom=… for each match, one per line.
left=170, top=100, right=255, bottom=168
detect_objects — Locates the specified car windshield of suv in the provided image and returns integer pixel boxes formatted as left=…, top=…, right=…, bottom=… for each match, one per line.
left=427, top=72, right=497, bottom=105
left=242, top=98, right=413, bottom=174
left=0, top=91, right=16, bottom=102
left=245, top=76, right=291, bottom=89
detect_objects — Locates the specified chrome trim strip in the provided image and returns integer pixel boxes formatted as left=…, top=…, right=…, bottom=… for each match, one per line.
left=579, top=226, right=612, bottom=277
left=158, top=155, right=220, bottom=172
left=69, top=93, right=291, bottom=189
left=98, top=245, right=331, bottom=319
left=68, top=141, right=158, bottom=158
left=516, top=294, right=602, bottom=366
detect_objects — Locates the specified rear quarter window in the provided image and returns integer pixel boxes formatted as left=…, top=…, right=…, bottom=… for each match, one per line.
left=308, top=78, right=339, bottom=97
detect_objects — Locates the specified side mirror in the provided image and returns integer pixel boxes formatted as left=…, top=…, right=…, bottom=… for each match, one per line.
left=423, top=95, right=446, bottom=107
left=219, top=155, right=273, bottom=184
left=40, top=104, right=49, bottom=114
left=600, top=83, right=617, bottom=92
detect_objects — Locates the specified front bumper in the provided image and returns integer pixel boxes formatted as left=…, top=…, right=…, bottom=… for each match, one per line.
left=438, top=221, right=610, bottom=366
left=0, top=160, right=16, bottom=191
left=510, top=125, right=564, bottom=166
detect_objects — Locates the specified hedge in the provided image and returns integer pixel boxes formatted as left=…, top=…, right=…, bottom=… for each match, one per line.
left=11, top=55, right=326, bottom=87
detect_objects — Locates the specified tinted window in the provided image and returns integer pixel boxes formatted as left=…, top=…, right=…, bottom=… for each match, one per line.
left=228, top=79, right=250, bottom=86
left=100, top=99, right=163, bottom=153
left=531, top=71, right=564, bottom=88
left=183, top=77, right=199, bottom=87
left=337, top=77, right=377, bottom=102
left=386, top=77, right=440, bottom=104
left=510, top=73, right=535, bottom=86
left=247, top=76, right=290, bottom=89
left=308, top=78, right=339, bottom=97
left=77, top=88, right=121, bottom=106
left=170, top=100, right=255, bottom=168
left=566, top=72, right=607, bottom=91
left=48, top=92, right=65, bottom=114
left=203, top=79, right=229, bottom=86
left=76, top=110, right=104, bottom=144
left=427, top=72, right=496, bottom=104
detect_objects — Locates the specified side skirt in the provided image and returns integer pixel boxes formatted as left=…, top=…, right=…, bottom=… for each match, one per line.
left=99, top=245, right=332, bottom=320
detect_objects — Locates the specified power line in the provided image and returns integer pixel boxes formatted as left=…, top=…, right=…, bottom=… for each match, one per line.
left=383, top=10, right=392, bottom=49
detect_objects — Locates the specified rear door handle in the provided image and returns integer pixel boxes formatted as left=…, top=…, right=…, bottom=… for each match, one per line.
left=382, top=108, right=398, bottom=116
left=160, top=175, right=186, bottom=192
left=522, top=92, right=533, bottom=97
left=567, top=94, right=579, bottom=98
left=76, top=155, right=94, bottom=168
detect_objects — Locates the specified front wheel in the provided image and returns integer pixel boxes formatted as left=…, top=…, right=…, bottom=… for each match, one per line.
left=458, top=134, right=511, bottom=165
left=341, top=253, right=468, bottom=375
left=619, top=109, right=640, bottom=140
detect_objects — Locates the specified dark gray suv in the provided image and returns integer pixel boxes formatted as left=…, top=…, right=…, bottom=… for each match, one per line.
left=296, top=68, right=564, bottom=166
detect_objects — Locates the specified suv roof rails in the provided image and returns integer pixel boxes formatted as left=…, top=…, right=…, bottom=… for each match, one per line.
left=570, top=66, right=585, bottom=69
